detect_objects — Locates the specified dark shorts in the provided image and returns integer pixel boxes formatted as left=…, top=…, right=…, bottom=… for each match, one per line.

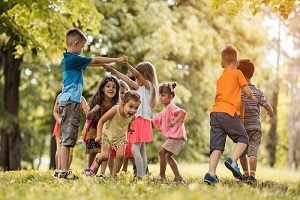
left=210, top=112, right=249, bottom=154
left=59, top=101, right=81, bottom=147
left=242, top=130, right=262, bottom=157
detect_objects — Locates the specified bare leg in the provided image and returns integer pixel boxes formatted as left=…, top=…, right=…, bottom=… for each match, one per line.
left=208, top=150, right=222, bottom=176
left=166, top=151, right=182, bottom=180
left=122, top=157, right=129, bottom=172
left=60, top=145, right=70, bottom=172
left=239, top=155, right=249, bottom=176
left=108, top=156, right=115, bottom=175
left=159, top=148, right=167, bottom=179
left=231, top=142, right=247, bottom=162
left=249, top=156, right=257, bottom=177
left=111, top=145, right=125, bottom=179
left=99, top=160, right=108, bottom=176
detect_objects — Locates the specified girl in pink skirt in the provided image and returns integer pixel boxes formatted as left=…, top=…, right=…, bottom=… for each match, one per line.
left=111, top=61, right=158, bottom=179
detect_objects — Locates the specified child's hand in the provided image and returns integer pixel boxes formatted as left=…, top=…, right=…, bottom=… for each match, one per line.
left=103, top=63, right=115, bottom=71
left=268, top=112, right=275, bottom=118
left=128, top=127, right=135, bottom=134
left=93, top=105, right=101, bottom=112
left=169, top=121, right=176, bottom=127
left=95, top=136, right=101, bottom=143
left=118, top=55, right=128, bottom=63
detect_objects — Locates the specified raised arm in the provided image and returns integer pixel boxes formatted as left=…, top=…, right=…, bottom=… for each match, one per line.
left=95, top=105, right=118, bottom=142
left=110, top=68, right=139, bottom=90
left=89, top=55, right=128, bottom=67
left=124, top=62, right=150, bottom=90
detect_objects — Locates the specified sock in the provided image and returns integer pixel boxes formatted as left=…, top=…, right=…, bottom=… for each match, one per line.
left=243, top=171, right=249, bottom=177
left=250, top=171, right=256, bottom=177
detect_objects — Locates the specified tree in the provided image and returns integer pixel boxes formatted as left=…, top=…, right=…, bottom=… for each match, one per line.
left=0, top=0, right=103, bottom=171
left=211, top=0, right=300, bottom=19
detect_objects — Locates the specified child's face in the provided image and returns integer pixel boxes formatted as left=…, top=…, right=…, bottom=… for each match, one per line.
left=123, top=99, right=140, bottom=118
left=159, top=92, right=172, bottom=106
left=119, top=86, right=128, bottom=100
left=102, top=81, right=117, bottom=99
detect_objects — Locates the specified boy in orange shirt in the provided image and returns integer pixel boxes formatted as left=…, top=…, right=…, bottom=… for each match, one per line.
left=204, top=44, right=257, bottom=185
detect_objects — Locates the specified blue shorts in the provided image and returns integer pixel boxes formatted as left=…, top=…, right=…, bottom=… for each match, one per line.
left=209, top=112, right=248, bottom=154
left=58, top=101, right=81, bottom=147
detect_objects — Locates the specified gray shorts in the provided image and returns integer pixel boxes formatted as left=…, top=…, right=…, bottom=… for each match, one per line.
left=58, top=101, right=81, bottom=147
left=242, top=130, right=262, bottom=157
left=210, top=112, right=249, bottom=154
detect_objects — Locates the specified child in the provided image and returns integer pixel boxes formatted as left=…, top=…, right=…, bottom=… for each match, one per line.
left=83, top=75, right=120, bottom=178
left=152, top=82, right=187, bottom=182
left=203, top=44, right=256, bottom=185
left=110, top=61, right=159, bottom=179
left=52, top=93, right=88, bottom=178
left=238, top=59, right=274, bottom=183
left=94, top=90, right=141, bottom=179
left=58, top=28, right=127, bottom=179
left=107, top=80, right=137, bottom=175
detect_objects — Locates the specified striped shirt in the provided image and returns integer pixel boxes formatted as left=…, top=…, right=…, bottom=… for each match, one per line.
left=241, top=84, right=269, bottom=131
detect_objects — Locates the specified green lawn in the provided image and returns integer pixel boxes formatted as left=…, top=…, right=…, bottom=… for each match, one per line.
left=0, top=163, right=300, bottom=200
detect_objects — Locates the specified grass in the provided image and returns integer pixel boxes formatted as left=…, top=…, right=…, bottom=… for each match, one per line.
left=0, top=163, right=300, bottom=200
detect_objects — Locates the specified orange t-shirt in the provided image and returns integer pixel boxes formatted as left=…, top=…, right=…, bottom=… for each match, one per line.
left=211, top=68, right=247, bottom=117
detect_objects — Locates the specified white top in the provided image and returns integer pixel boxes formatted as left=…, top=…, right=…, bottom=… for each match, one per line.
left=136, top=81, right=152, bottom=120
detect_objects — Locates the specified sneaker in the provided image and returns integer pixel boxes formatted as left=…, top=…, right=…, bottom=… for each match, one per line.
left=224, top=157, right=243, bottom=180
left=83, top=167, right=91, bottom=176
left=248, top=176, right=257, bottom=184
left=59, top=171, right=79, bottom=180
left=241, top=174, right=249, bottom=182
left=52, top=171, right=59, bottom=178
left=99, top=174, right=105, bottom=181
left=204, top=173, right=219, bottom=185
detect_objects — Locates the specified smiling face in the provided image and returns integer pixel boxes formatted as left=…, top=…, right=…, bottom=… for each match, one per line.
left=123, top=99, right=140, bottom=118
left=103, top=81, right=117, bottom=99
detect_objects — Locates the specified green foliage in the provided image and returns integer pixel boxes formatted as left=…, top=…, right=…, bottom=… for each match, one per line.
left=211, top=0, right=299, bottom=19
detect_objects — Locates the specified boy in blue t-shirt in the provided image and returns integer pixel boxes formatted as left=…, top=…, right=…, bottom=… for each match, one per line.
left=58, top=28, right=127, bottom=179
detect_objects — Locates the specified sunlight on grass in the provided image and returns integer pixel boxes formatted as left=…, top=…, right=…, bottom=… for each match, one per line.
left=0, top=163, right=300, bottom=200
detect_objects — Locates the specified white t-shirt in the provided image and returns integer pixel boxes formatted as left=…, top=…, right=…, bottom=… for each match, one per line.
left=136, top=81, right=152, bottom=120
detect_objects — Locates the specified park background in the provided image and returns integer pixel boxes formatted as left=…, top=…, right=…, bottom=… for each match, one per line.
left=0, top=0, right=300, bottom=174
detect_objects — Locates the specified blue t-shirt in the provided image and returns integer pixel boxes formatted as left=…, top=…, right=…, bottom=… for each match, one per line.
left=59, top=52, right=92, bottom=103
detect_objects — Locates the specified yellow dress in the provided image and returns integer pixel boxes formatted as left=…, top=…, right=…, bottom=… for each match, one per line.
left=102, top=105, right=133, bottom=149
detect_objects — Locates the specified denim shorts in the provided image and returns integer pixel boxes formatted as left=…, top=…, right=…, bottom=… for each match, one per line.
left=58, top=101, right=81, bottom=147
left=209, top=112, right=249, bottom=154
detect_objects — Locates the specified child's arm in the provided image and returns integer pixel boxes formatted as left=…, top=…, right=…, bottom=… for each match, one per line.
left=127, top=116, right=136, bottom=133
left=89, top=55, right=128, bottom=67
left=242, top=85, right=257, bottom=102
left=264, top=103, right=275, bottom=118
left=95, top=105, right=118, bottom=142
left=86, top=104, right=101, bottom=120
left=110, top=68, right=139, bottom=90
left=80, top=96, right=89, bottom=115
left=124, top=62, right=150, bottom=90
left=53, top=94, right=61, bottom=124
left=170, top=112, right=185, bottom=127
left=240, top=101, right=245, bottom=124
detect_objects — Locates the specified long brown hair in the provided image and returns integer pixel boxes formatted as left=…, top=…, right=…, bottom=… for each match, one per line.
left=89, top=75, right=119, bottom=119
left=135, top=61, right=158, bottom=108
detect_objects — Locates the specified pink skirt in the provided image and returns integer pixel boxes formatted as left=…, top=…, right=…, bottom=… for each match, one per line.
left=127, top=117, right=153, bottom=143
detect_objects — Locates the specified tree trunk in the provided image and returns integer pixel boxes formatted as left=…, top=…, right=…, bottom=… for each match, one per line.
left=0, top=44, right=22, bottom=171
